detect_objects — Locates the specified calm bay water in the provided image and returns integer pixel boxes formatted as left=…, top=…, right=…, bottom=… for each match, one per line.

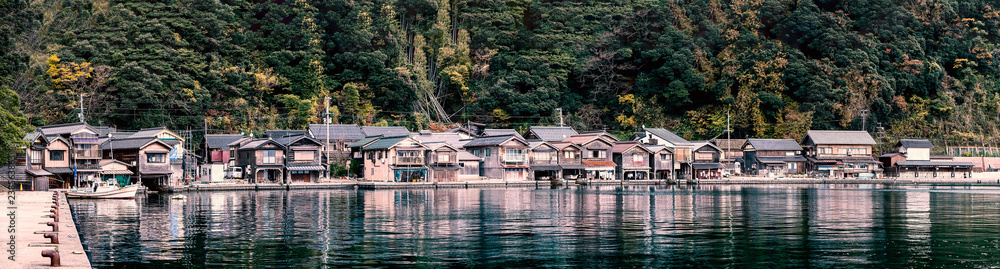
left=69, top=185, right=1000, bottom=268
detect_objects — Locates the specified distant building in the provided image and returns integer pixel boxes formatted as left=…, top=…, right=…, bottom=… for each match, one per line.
left=800, top=130, right=880, bottom=178
left=464, top=135, right=529, bottom=181
left=564, top=134, right=617, bottom=180
left=882, top=139, right=973, bottom=178
left=236, top=139, right=286, bottom=183
left=359, top=136, right=429, bottom=182
left=633, top=128, right=693, bottom=179
left=612, top=141, right=652, bottom=180
left=741, top=139, right=806, bottom=177
left=524, top=126, right=578, bottom=142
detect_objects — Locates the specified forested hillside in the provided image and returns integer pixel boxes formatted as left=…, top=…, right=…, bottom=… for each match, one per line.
left=4, top=0, right=1000, bottom=146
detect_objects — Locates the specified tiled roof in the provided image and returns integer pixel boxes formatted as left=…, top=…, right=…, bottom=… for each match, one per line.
left=108, top=132, right=135, bottom=138
left=37, top=122, right=95, bottom=136
left=130, top=127, right=169, bottom=138
left=526, top=126, right=578, bottom=141
left=804, top=130, right=877, bottom=145
left=464, top=135, right=525, bottom=147
left=361, top=126, right=411, bottom=137
left=205, top=134, right=246, bottom=149
left=362, top=136, right=413, bottom=150
left=239, top=139, right=282, bottom=150
left=227, top=137, right=251, bottom=147
left=100, top=137, right=166, bottom=150
left=898, top=139, right=934, bottom=149
left=93, top=126, right=115, bottom=137
left=411, top=132, right=463, bottom=145
left=643, top=128, right=691, bottom=145
left=308, top=124, right=365, bottom=140
left=23, top=131, right=41, bottom=142
left=347, top=135, right=383, bottom=148
left=714, top=139, right=747, bottom=151
left=482, top=129, right=524, bottom=139
left=274, top=135, right=321, bottom=147
left=644, top=144, right=672, bottom=153
left=457, top=151, right=482, bottom=161
left=579, top=130, right=620, bottom=142
left=745, top=139, right=803, bottom=151
left=611, top=141, right=650, bottom=153
left=265, top=130, right=309, bottom=139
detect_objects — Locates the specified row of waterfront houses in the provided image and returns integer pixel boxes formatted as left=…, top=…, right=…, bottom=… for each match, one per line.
left=16, top=122, right=977, bottom=191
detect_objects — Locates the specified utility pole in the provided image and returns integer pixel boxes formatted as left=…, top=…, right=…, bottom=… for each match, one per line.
left=876, top=122, right=886, bottom=156
left=860, top=109, right=868, bottom=131
left=78, top=94, right=86, bottom=123
left=556, top=108, right=564, bottom=127
left=324, top=96, right=331, bottom=180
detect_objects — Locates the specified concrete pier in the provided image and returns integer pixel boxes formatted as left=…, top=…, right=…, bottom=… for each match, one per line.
left=4, top=191, right=91, bottom=268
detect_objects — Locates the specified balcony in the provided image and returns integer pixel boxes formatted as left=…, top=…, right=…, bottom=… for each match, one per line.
left=622, top=161, right=647, bottom=168
left=74, top=164, right=101, bottom=171
left=397, top=156, right=425, bottom=165
left=74, top=149, right=102, bottom=159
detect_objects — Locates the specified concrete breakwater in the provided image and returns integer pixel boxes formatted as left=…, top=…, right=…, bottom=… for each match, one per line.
left=5, top=191, right=91, bottom=268
left=160, top=177, right=1000, bottom=192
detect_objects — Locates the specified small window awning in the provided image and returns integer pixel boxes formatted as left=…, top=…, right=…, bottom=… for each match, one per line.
left=530, top=164, right=562, bottom=171
left=100, top=170, right=134, bottom=175
left=287, top=165, right=326, bottom=171
left=692, top=163, right=725, bottom=169
left=44, top=167, right=73, bottom=174
left=559, top=164, right=586, bottom=170
left=27, top=169, right=53, bottom=176
left=582, top=160, right=617, bottom=167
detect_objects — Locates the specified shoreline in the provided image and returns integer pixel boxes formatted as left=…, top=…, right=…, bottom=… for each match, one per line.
left=160, top=177, right=1000, bottom=192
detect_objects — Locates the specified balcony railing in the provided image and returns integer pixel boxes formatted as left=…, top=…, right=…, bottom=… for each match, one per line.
left=74, top=164, right=101, bottom=171
left=74, top=149, right=102, bottom=159
left=397, top=156, right=424, bottom=165
left=622, top=161, right=646, bottom=168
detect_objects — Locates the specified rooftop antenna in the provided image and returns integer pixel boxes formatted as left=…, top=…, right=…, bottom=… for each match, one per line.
left=555, top=108, right=563, bottom=127
left=78, top=94, right=86, bottom=123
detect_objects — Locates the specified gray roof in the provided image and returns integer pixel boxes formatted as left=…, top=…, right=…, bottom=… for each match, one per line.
left=23, top=131, right=41, bottom=142
left=93, top=126, right=115, bottom=137
left=482, top=129, right=524, bottom=139
left=131, top=127, right=170, bottom=138
left=464, top=135, right=525, bottom=147
left=643, top=128, right=691, bottom=145
left=897, top=160, right=974, bottom=167
left=756, top=156, right=807, bottom=163
left=457, top=151, right=482, bottom=161
left=240, top=139, right=283, bottom=150
left=745, top=139, right=803, bottom=151
left=205, top=134, right=247, bottom=149
left=644, top=144, right=672, bottom=153
left=308, top=124, right=364, bottom=140
left=526, top=126, right=579, bottom=142
left=274, top=135, right=321, bottom=147
left=100, top=137, right=168, bottom=150
left=411, top=132, right=463, bottom=145
left=347, top=135, right=383, bottom=148
left=361, top=126, right=411, bottom=137
left=898, top=139, right=934, bottom=149
left=362, top=136, right=415, bottom=150
left=265, top=130, right=309, bottom=139
left=37, top=122, right=95, bottom=136
left=109, top=132, right=135, bottom=139
left=804, top=130, right=877, bottom=145
left=227, top=137, right=251, bottom=147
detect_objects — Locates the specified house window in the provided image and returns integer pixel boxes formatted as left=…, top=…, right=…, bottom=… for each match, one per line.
left=534, top=152, right=551, bottom=162
left=695, top=152, right=713, bottom=161
left=859, top=148, right=868, bottom=155
left=838, top=148, right=848, bottom=155
left=504, top=149, right=524, bottom=162
left=787, top=163, right=797, bottom=170
left=564, top=151, right=576, bottom=159
left=370, top=168, right=374, bottom=176
left=660, top=153, right=667, bottom=160
left=821, top=148, right=832, bottom=154
left=486, top=149, right=491, bottom=157
left=591, top=150, right=605, bottom=159
left=147, top=153, right=166, bottom=163
left=294, top=151, right=314, bottom=161
left=49, top=150, right=65, bottom=161
left=438, top=153, right=451, bottom=162
left=263, top=150, right=276, bottom=164
left=30, top=150, right=42, bottom=164
left=632, top=153, right=643, bottom=162
left=785, top=151, right=794, bottom=156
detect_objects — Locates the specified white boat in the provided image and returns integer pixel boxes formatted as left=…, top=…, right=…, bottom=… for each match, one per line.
left=66, top=182, right=140, bottom=199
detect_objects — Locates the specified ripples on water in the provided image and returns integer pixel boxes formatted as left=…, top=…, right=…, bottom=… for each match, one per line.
left=69, top=184, right=1000, bottom=268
